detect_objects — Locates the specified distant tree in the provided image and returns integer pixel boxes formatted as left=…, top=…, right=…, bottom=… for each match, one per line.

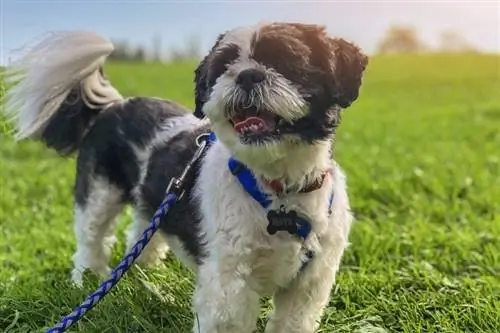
left=109, top=40, right=132, bottom=60
left=377, top=25, right=426, bottom=54
left=132, top=46, right=147, bottom=62
left=185, top=34, right=202, bottom=60
left=438, top=30, right=478, bottom=53
left=152, top=33, right=163, bottom=62
left=109, top=39, right=147, bottom=62
left=168, top=33, right=202, bottom=62
left=108, top=33, right=204, bottom=62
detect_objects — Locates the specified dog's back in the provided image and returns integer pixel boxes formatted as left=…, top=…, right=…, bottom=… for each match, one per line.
left=73, top=97, right=193, bottom=205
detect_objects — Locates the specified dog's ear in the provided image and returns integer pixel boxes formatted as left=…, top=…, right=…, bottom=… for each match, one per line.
left=329, top=38, right=368, bottom=108
left=289, top=24, right=368, bottom=109
left=193, top=55, right=210, bottom=119
left=193, top=33, right=226, bottom=119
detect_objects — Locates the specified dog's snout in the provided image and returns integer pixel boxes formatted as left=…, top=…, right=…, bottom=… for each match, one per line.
left=236, top=69, right=265, bottom=92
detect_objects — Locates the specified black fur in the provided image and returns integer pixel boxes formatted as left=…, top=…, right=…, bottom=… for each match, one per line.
left=138, top=124, right=212, bottom=262
left=38, top=73, right=211, bottom=264
left=329, top=37, right=369, bottom=108
left=41, top=87, right=101, bottom=156
left=193, top=33, right=229, bottom=119
left=73, top=97, right=191, bottom=207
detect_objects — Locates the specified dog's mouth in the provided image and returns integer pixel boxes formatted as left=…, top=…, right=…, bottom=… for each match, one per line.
left=230, top=107, right=276, bottom=135
left=228, top=105, right=284, bottom=142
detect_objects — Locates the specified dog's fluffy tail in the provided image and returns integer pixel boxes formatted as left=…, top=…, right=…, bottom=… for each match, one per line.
left=4, top=31, right=123, bottom=155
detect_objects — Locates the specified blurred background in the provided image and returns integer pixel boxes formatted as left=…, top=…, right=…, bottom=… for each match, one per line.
left=0, top=1, right=499, bottom=333
left=1, top=0, right=499, bottom=64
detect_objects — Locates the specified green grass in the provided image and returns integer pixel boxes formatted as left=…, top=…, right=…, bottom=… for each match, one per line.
left=1, top=54, right=499, bottom=333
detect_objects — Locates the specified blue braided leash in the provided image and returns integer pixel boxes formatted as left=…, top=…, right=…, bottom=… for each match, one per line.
left=46, top=192, right=179, bottom=333
left=45, top=132, right=214, bottom=333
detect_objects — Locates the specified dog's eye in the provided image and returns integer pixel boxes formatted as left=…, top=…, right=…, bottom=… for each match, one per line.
left=208, top=44, right=240, bottom=86
left=252, top=37, right=309, bottom=82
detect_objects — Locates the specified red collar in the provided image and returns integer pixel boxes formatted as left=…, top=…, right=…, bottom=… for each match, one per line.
left=262, top=169, right=332, bottom=196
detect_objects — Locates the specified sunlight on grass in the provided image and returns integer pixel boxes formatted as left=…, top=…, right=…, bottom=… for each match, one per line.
left=1, top=54, right=499, bottom=332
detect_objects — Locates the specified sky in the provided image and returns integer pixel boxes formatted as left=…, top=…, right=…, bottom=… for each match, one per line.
left=1, top=0, right=499, bottom=64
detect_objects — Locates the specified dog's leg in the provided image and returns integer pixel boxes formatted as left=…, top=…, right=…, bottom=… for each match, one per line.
left=71, top=177, right=125, bottom=287
left=192, top=259, right=260, bottom=333
left=264, top=249, right=343, bottom=333
left=125, top=209, right=169, bottom=267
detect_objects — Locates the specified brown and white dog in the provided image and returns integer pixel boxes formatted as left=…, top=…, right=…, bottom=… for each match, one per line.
left=4, top=22, right=368, bottom=332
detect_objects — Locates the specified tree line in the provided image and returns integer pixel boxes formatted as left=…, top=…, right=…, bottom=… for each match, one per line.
left=376, top=26, right=478, bottom=54
left=109, top=33, right=202, bottom=62
left=109, top=25, right=479, bottom=62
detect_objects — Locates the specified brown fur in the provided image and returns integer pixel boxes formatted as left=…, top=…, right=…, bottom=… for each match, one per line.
left=253, top=23, right=368, bottom=108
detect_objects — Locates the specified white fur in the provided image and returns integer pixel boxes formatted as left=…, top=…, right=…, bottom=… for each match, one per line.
left=188, top=24, right=354, bottom=332
left=191, top=141, right=353, bottom=333
left=3, top=31, right=122, bottom=139
left=71, top=176, right=125, bottom=287
left=124, top=209, right=170, bottom=267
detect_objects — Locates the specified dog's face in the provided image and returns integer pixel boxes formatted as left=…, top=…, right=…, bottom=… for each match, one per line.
left=194, top=22, right=368, bottom=166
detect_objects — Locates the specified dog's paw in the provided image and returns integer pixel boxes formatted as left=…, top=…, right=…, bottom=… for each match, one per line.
left=70, top=265, right=111, bottom=288
left=133, top=243, right=169, bottom=268
left=135, top=253, right=166, bottom=268
left=94, top=265, right=112, bottom=278
left=71, top=268, right=85, bottom=288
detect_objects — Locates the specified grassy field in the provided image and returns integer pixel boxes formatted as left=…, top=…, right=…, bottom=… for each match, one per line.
left=0, top=54, right=499, bottom=333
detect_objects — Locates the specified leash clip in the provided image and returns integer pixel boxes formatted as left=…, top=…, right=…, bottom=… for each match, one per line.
left=166, top=177, right=186, bottom=200
left=165, top=132, right=212, bottom=200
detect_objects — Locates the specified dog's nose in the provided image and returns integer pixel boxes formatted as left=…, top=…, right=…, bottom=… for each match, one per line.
left=236, top=69, right=265, bottom=92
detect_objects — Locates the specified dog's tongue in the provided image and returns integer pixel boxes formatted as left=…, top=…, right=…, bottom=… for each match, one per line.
left=234, top=117, right=268, bottom=133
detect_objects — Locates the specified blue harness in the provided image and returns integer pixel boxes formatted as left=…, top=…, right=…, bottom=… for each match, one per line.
left=207, top=132, right=334, bottom=242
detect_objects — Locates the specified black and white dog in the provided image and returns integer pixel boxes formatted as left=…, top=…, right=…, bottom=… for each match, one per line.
left=4, top=22, right=368, bottom=333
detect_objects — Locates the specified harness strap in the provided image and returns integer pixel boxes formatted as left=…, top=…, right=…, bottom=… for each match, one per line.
left=228, top=158, right=272, bottom=208
left=209, top=133, right=334, bottom=240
